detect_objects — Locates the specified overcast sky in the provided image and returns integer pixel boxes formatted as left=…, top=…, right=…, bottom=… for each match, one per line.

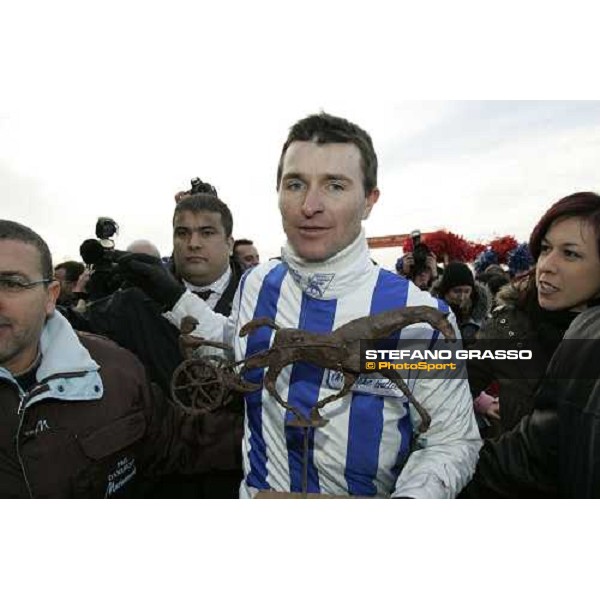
left=2, top=4, right=599, bottom=269
left=4, top=0, right=600, bottom=585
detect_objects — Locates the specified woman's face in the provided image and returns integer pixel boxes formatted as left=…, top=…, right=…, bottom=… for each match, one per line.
left=536, top=216, right=600, bottom=311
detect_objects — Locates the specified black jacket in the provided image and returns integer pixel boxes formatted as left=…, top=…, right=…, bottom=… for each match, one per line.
left=467, top=283, right=578, bottom=433
left=61, top=260, right=245, bottom=498
left=0, top=321, right=241, bottom=498
left=463, top=304, right=600, bottom=498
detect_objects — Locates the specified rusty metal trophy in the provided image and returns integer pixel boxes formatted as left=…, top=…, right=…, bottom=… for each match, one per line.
left=170, top=316, right=260, bottom=413
left=170, top=307, right=456, bottom=496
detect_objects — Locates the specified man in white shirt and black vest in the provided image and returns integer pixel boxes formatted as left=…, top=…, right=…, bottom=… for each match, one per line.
left=62, top=191, right=245, bottom=498
left=171, top=194, right=242, bottom=315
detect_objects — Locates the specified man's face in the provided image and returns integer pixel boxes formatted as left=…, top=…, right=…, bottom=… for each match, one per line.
left=172, top=210, right=233, bottom=286
left=413, top=269, right=432, bottom=290
left=234, top=244, right=260, bottom=270
left=54, top=267, right=75, bottom=304
left=278, top=141, right=379, bottom=262
left=444, top=285, right=472, bottom=310
left=0, top=240, right=60, bottom=374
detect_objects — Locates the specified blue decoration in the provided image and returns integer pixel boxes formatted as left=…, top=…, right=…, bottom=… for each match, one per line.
left=507, top=243, right=534, bottom=276
left=474, top=248, right=498, bottom=275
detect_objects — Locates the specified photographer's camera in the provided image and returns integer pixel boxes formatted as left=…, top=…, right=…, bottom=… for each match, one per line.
left=80, top=217, right=124, bottom=300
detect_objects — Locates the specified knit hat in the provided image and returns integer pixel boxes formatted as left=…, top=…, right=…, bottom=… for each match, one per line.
left=439, top=262, right=474, bottom=295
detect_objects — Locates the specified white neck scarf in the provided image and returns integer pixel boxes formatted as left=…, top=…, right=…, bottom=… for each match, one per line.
left=280, top=229, right=374, bottom=300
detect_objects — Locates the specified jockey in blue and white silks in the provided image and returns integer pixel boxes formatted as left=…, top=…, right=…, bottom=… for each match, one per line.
left=165, top=229, right=482, bottom=498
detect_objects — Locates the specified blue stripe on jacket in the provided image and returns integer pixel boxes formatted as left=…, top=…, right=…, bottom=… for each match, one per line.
left=285, top=294, right=337, bottom=493
left=345, top=270, right=412, bottom=496
left=244, top=264, right=288, bottom=490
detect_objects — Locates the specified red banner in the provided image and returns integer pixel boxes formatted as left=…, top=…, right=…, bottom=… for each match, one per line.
left=366, top=234, right=413, bottom=249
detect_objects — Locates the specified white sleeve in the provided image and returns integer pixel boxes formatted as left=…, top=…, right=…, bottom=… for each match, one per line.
left=162, top=290, right=235, bottom=346
left=392, top=315, right=482, bottom=499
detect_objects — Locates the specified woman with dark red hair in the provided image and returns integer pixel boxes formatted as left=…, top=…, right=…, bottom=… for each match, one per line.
left=468, top=191, right=600, bottom=436
left=463, top=191, right=600, bottom=497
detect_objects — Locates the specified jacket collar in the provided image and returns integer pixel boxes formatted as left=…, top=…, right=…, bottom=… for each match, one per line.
left=0, top=311, right=102, bottom=404
left=280, top=229, right=373, bottom=300
left=38, top=310, right=100, bottom=380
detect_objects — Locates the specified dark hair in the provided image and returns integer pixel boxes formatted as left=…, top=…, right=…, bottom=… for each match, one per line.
left=189, top=177, right=218, bottom=197
left=0, top=220, right=53, bottom=280
left=529, top=191, right=600, bottom=261
left=54, top=260, right=85, bottom=283
left=173, top=193, right=233, bottom=237
left=477, top=266, right=506, bottom=285
left=486, top=273, right=511, bottom=296
left=233, top=239, right=254, bottom=251
left=276, top=112, right=378, bottom=195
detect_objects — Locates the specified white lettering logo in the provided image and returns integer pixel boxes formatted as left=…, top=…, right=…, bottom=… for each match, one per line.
left=105, top=457, right=137, bottom=497
left=327, top=370, right=406, bottom=398
left=35, top=419, right=49, bottom=433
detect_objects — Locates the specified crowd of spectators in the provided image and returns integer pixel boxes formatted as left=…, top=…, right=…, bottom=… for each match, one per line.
left=3, top=111, right=600, bottom=498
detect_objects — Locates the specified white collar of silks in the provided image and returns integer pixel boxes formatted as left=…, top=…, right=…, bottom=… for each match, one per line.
left=280, top=229, right=373, bottom=300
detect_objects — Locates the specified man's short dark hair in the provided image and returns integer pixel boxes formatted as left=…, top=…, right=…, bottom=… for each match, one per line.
left=233, top=239, right=254, bottom=252
left=173, top=193, right=233, bottom=238
left=0, top=220, right=53, bottom=280
left=276, top=112, right=378, bottom=195
left=54, top=260, right=85, bottom=283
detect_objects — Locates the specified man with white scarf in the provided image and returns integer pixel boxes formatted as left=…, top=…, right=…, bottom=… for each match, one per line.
left=120, top=113, right=481, bottom=498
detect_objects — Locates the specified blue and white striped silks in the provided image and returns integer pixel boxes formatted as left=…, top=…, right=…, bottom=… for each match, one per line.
left=166, top=238, right=482, bottom=498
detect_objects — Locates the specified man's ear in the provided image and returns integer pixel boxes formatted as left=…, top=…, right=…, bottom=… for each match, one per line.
left=226, top=236, right=234, bottom=253
left=363, top=188, right=380, bottom=220
left=45, top=280, right=61, bottom=316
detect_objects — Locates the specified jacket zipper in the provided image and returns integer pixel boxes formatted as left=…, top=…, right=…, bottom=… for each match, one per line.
left=11, top=376, right=95, bottom=499
left=16, top=388, right=34, bottom=498
left=5, top=363, right=96, bottom=498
